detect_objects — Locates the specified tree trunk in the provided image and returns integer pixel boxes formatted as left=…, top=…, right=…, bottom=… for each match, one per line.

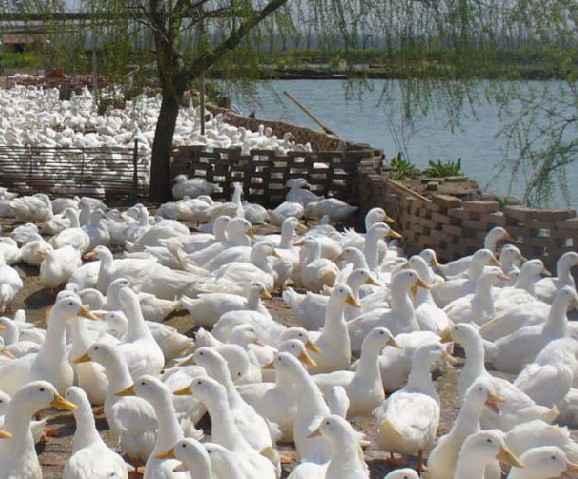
left=149, top=91, right=179, bottom=202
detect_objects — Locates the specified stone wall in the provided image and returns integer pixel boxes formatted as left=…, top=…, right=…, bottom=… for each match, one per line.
left=358, top=165, right=578, bottom=270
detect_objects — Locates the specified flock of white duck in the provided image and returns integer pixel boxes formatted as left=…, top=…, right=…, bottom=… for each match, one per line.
left=0, top=85, right=312, bottom=197
left=0, top=176, right=576, bottom=479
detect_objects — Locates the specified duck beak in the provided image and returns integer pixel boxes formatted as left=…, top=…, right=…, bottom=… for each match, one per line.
left=497, top=447, right=524, bottom=468
left=307, top=426, right=322, bottom=438
left=384, top=214, right=396, bottom=224
left=173, top=463, right=188, bottom=473
left=542, top=268, right=552, bottom=277
left=305, top=340, right=321, bottom=353
left=271, top=250, right=281, bottom=258
left=78, top=306, right=101, bottom=321
left=72, top=352, right=91, bottom=365
left=263, top=361, right=274, bottom=370
left=564, top=462, right=578, bottom=476
left=0, top=429, right=12, bottom=439
left=386, top=229, right=402, bottom=240
left=0, top=348, right=14, bottom=359
left=432, top=257, right=440, bottom=268
left=0, top=324, right=6, bottom=331
left=416, top=278, right=431, bottom=290
left=520, top=255, right=528, bottom=262
left=156, top=447, right=176, bottom=460
left=50, top=394, right=78, bottom=411
left=489, top=255, right=501, bottom=267
left=439, top=328, right=453, bottom=343
left=248, top=229, right=256, bottom=239
left=386, top=337, right=399, bottom=348
left=260, top=289, right=273, bottom=300
left=504, top=231, right=514, bottom=241
left=173, top=386, right=193, bottom=396
left=366, top=276, right=380, bottom=286
left=485, top=392, right=506, bottom=413
left=298, top=350, right=317, bottom=368
left=293, top=238, right=305, bottom=246
left=295, top=223, right=308, bottom=234
left=498, top=273, right=511, bottom=281
left=115, top=385, right=136, bottom=397
left=410, top=284, right=418, bottom=300
left=345, top=294, right=361, bottom=307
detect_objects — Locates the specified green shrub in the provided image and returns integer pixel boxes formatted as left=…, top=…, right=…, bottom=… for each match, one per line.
left=389, top=153, right=421, bottom=180
left=424, top=158, right=463, bottom=178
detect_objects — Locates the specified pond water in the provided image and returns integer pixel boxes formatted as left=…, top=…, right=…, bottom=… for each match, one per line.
left=231, top=79, right=578, bottom=209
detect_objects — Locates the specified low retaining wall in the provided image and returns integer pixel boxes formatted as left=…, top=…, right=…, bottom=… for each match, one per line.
left=358, top=167, right=578, bottom=270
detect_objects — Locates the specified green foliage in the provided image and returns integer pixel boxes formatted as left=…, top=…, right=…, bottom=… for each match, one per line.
left=424, top=158, right=463, bottom=178
left=389, top=153, right=420, bottom=180
left=0, top=51, right=42, bottom=70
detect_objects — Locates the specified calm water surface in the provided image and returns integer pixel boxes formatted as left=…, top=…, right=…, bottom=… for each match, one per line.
left=232, top=79, right=578, bottom=208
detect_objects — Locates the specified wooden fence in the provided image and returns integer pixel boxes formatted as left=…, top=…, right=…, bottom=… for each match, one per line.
left=0, top=143, right=147, bottom=201
left=170, top=145, right=382, bottom=207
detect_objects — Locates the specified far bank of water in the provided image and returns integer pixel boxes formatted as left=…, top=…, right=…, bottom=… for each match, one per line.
left=232, top=79, right=578, bottom=209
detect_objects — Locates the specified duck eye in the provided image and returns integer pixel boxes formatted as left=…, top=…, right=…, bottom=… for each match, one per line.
left=551, top=455, right=557, bottom=460
left=39, top=387, right=45, bottom=392
left=182, top=444, right=187, bottom=448
left=68, top=302, right=74, bottom=306
left=141, top=381, right=146, bottom=386
left=486, top=439, right=492, bottom=444
left=237, top=372, right=242, bottom=377
left=197, top=380, right=202, bottom=385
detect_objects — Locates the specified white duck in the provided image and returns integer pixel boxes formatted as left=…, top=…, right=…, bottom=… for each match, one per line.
left=305, top=198, right=358, bottom=222
left=0, top=380, right=77, bottom=479
left=39, top=245, right=82, bottom=291
left=308, top=284, right=357, bottom=373
left=436, top=226, right=511, bottom=277
left=507, top=447, right=578, bottom=479
left=63, top=387, right=130, bottom=479
left=449, top=323, right=559, bottom=431
left=348, top=270, right=425, bottom=352
left=180, top=281, right=271, bottom=327
left=534, top=251, right=578, bottom=304
left=116, top=285, right=165, bottom=379
left=427, top=379, right=504, bottom=479
left=513, top=337, right=578, bottom=408
left=0, top=251, right=23, bottom=313
left=374, top=343, right=450, bottom=473
left=454, top=430, right=524, bottom=479
left=270, top=201, right=305, bottom=226
left=174, top=376, right=277, bottom=478
left=160, top=438, right=211, bottom=477
left=0, top=295, right=99, bottom=395
left=286, top=178, right=321, bottom=206
left=73, top=342, right=158, bottom=469
left=491, top=286, right=577, bottom=374
left=408, top=255, right=451, bottom=333
left=50, top=208, right=91, bottom=253
left=433, top=248, right=502, bottom=307
left=443, top=266, right=508, bottom=326
left=313, top=327, right=396, bottom=417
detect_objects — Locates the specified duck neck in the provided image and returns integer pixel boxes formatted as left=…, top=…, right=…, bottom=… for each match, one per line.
left=390, top=288, right=420, bottom=331
left=450, top=397, right=483, bottom=441
left=232, top=186, right=242, bottom=206
left=123, top=294, right=151, bottom=342
left=213, top=222, right=228, bottom=242
left=105, top=355, right=134, bottom=394
left=327, top=439, right=365, bottom=477
left=515, top=271, right=537, bottom=293
left=558, top=259, right=575, bottom=286
left=407, top=357, right=436, bottom=397
left=349, top=250, right=369, bottom=270
left=246, top=289, right=261, bottom=310
left=206, top=394, right=246, bottom=449
left=472, top=278, right=495, bottom=321
left=484, top=232, right=500, bottom=253
left=468, top=260, right=485, bottom=281
left=3, top=401, right=34, bottom=455
left=363, top=233, right=380, bottom=272
left=279, top=223, right=294, bottom=249
left=252, top=250, right=273, bottom=274
left=151, top=390, right=183, bottom=454
left=2, top=321, right=18, bottom=345
left=291, top=366, right=328, bottom=414
left=96, top=250, right=114, bottom=293
left=462, top=336, right=487, bottom=391
left=67, top=210, right=80, bottom=228
left=208, top=362, right=243, bottom=410
left=543, top=296, right=569, bottom=337
left=307, top=243, right=322, bottom=263
left=318, top=296, right=349, bottom=348
left=72, top=398, right=104, bottom=452
left=68, top=318, right=91, bottom=358
left=351, top=342, right=382, bottom=391
left=36, top=311, right=68, bottom=368
left=214, top=453, right=244, bottom=479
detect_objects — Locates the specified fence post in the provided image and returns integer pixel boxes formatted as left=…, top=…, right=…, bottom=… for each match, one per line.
left=132, top=139, right=139, bottom=202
